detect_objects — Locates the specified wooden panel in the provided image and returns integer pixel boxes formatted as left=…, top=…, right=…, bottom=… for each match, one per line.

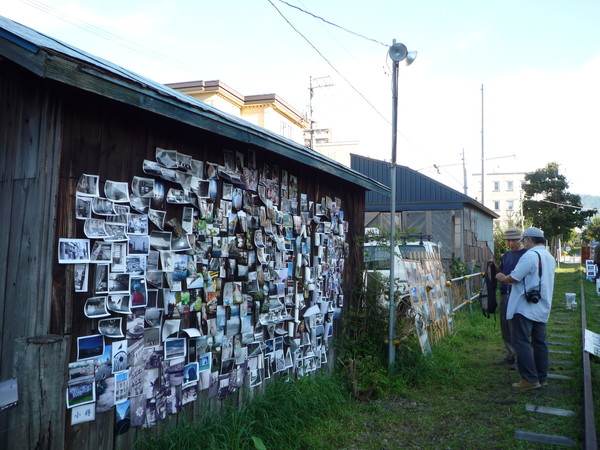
left=1, top=59, right=369, bottom=448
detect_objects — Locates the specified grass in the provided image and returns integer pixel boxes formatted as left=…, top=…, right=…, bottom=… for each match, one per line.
left=136, top=265, right=592, bottom=449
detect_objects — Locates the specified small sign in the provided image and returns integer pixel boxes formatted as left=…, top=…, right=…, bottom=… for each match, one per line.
left=71, top=403, right=95, bottom=425
left=585, top=329, right=600, bottom=356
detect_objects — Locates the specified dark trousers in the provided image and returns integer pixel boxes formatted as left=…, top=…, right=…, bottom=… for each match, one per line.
left=499, top=293, right=515, bottom=361
left=511, top=313, right=548, bottom=383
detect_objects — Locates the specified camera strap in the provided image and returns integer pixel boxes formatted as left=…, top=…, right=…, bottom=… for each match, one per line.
left=523, top=251, right=542, bottom=293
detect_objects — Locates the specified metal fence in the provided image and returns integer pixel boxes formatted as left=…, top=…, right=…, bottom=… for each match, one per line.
left=446, top=272, right=485, bottom=317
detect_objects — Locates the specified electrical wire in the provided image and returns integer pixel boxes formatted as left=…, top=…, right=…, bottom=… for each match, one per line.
left=267, top=0, right=390, bottom=125
left=275, top=0, right=388, bottom=47
left=17, top=0, right=210, bottom=78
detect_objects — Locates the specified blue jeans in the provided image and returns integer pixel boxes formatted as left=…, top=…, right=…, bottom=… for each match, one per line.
left=511, top=313, right=548, bottom=383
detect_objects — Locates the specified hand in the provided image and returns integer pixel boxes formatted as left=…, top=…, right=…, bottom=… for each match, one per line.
left=495, top=273, right=505, bottom=282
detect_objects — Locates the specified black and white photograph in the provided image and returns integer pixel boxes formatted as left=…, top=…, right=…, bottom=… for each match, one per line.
left=92, top=197, right=116, bottom=215
left=94, top=264, right=109, bottom=293
left=107, top=295, right=131, bottom=314
left=126, top=310, right=145, bottom=340
left=76, top=194, right=93, bottom=219
left=147, top=251, right=160, bottom=271
left=148, top=208, right=166, bottom=230
left=145, top=307, right=163, bottom=328
left=90, top=241, right=113, bottom=263
left=99, top=317, right=124, bottom=338
left=108, top=272, right=130, bottom=293
left=177, top=152, right=192, bottom=170
left=74, top=263, right=89, bottom=292
left=190, top=159, right=204, bottom=178
left=111, top=242, right=127, bottom=272
left=142, top=159, right=163, bottom=177
left=76, top=173, right=100, bottom=197
left=129, top=194, right=150, bottom=214
left=146, top=270, right=163, bottom=289
left=149, top=230, right=171, bottom=251
left=143, top=326, right=161, bottom=348
left=156, top=147, right=178, bottom=168
left=125, top=255, right=146, bottom=275
left=84, top=296, right=110, bottom=318
left=84, top=219, right=108, bottom=239
left=128, top=235, right=150, bottom=255
left=132, top=176, right=155, bottom=198
left=167, top=188, right=189, bottom=205
left=58, top=238, right=90, bottom=264
left=171, top=235, right=191, bottom=252
left=127, top=214, right=148, bottom=235
left=104, top=223, right=128, bottom=241
left=104, top=180, right=130, bottom=203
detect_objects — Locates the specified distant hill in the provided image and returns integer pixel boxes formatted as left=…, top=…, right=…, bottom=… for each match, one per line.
left=580, top=194, right=600, bottom=216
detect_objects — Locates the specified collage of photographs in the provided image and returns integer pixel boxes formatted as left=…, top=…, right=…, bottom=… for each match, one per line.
left=60, top=146, right=348, bottom=431
left=401, top=257, right=451, bottom=353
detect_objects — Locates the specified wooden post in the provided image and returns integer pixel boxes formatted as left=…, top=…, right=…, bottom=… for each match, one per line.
left=7, top=335, right=67, bottom=450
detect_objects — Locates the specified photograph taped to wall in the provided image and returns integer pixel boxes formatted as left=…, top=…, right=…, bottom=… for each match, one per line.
left=76, top=194, right=93, bottom=219
left=76, top=173, right=100, bottom=197
left=74, top=263, right=89, bottom=292
left=155, top=147, right=178, bottom=168
left=105, top=180, right=130, bottom=203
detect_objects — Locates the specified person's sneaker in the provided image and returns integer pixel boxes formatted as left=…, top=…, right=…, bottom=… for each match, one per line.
left=509, top=363, right=517, bottom=370
left=512, top=379, right=541, bottom=390
left=540, top=381, right=548, bottom=387
left=498, top=358, right=514, bottom=365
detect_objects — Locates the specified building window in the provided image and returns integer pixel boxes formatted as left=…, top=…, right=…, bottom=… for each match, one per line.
left=507, top=180, right=514, bottom=191
left=493, top=181, right=500, bottom=191
left=494, top=201, right=500, bottom=210
left=280, top=122, right=292, bottom=139
left=507, top=200, right=514, bottom=211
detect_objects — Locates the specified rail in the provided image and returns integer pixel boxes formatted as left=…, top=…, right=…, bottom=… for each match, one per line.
left=580, top=280, right=597, bottom=449
left=445, top=272, right=485, bottom=316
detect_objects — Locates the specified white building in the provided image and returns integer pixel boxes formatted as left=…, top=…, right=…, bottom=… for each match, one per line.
left=471, top=171, right=530, bottom=227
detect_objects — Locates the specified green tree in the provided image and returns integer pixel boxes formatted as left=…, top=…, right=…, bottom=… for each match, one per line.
left=582, top=216, right=600, bottom=244
left=522, top=162, right=595, bottom=254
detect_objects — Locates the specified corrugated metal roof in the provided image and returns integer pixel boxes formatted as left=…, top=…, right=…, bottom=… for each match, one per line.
left=0, top=15, right=389, bottom=196
left=351, top=154, right=499, bottom=218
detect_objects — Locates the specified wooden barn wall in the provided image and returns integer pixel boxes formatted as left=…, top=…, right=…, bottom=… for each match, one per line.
left=0, top=60, right=365, bottom=449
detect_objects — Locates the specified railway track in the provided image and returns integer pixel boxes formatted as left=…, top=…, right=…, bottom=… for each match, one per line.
left=513, top=274, right=597, bottom=448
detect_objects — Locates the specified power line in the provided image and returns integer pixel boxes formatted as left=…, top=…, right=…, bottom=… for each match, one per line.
left=267, top=0, right=390, bottom=125
left=275, top=0, right=388, bottom=47
left=17, top=0, right=209, bottom=78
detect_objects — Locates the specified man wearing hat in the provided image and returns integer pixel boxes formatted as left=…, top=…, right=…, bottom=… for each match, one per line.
left=495, top=227, right=556, bottom=390
left=495, top=228, right=527, bottom=368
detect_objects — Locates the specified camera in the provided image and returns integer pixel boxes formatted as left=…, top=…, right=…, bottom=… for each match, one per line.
left=525, top=289, right=541, bottom=304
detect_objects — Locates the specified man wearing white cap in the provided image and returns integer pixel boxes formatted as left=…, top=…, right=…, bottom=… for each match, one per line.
left=495, top=227, right=556, bottom=390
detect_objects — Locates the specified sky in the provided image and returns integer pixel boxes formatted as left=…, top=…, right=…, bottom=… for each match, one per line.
left=2, top=0, right=600, bottom=197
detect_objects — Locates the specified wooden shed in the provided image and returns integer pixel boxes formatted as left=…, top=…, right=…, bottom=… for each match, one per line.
left=0, top=16, right=387, bottom=449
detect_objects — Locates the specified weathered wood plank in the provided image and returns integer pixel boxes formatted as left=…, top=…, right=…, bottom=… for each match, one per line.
left=525, top=404, right=575, bottom=417
left=6, top=335, right=67, bottom=450
left=514, top=430, right=576, bottom=447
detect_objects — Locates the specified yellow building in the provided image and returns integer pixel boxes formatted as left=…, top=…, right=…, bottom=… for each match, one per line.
left=166, top=80, right=308, bottom=146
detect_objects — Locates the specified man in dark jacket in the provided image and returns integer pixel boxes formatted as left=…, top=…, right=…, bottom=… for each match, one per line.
left=495, top=228, right=527, bottom=367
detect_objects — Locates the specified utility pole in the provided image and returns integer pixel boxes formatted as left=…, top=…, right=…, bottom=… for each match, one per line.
left=481, top=84, right=485, bottom=205
left=462, top=148, right=468, bottom=195
left=307, top=76, right=333, bottom=149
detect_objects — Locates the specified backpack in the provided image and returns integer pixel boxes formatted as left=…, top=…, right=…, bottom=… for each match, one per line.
left=479, top=261, right=497, bottom=318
